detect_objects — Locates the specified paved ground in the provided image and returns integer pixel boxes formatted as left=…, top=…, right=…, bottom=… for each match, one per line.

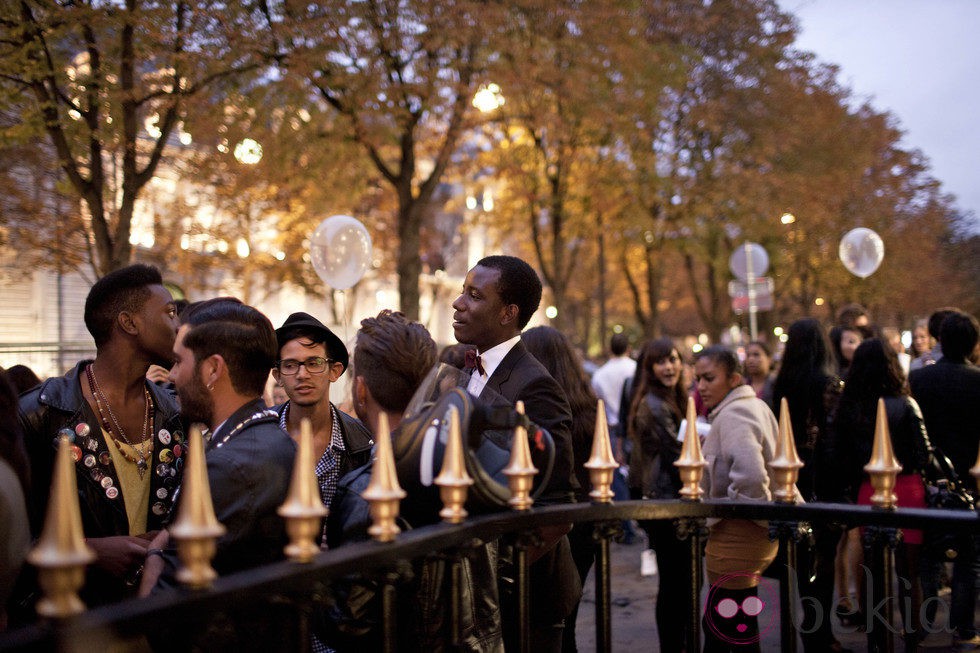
left=573, top=535, right=969, bottom=652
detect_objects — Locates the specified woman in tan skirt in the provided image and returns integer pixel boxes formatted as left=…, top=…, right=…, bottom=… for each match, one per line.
left=695, top=346, right=785, bottom=652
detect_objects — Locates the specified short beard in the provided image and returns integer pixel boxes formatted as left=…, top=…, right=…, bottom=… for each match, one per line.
left=178, top=376, right=214, bottom=428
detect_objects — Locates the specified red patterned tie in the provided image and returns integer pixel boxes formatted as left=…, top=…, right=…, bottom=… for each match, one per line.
left=464, top=349, right=486, bottom=376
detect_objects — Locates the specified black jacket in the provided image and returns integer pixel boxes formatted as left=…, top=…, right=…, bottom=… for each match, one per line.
left=17, top=360, right=184, bottom=607
left=481, top=340, right=582, bottom=631
left=628, top=392, right=683, bottom=499
left=325, top=459, right=503, bottom=652
left=910, top=358, right=980, bottom=482
left=827, top=395, right=932, bottom=504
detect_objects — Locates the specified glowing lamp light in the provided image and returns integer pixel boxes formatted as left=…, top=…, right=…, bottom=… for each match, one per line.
left=233, top=138, right=263, bottom=165
left=236, top=238, right=250, bottom=258
left=780, top=213, right=796, bottom=225
left=472, top=83, right=504, bottom=113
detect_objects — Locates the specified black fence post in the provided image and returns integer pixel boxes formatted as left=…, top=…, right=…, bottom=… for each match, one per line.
left=677, top=516, right=707, bottom=653
left=862, top=526, right=901, bottom=653
left=593, top=520, right=619, bottom=653
left=769, top=520, right=808, bottom=653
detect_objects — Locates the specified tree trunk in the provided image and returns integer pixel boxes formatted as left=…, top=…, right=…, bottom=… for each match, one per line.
left=396, top=199, right=423, bottom=322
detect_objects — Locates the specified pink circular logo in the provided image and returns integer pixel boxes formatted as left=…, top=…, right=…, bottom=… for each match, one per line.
left=703, top=572, right=778, bottom=645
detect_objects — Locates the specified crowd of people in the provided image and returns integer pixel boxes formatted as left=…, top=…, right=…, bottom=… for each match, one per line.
left=0, top=259, right=978, bottom=653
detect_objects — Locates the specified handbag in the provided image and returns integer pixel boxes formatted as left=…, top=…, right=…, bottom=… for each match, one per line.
left=920, top=446, right=974, bottom=561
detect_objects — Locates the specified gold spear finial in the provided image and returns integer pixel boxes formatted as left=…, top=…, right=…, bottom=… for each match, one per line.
left=170, top=424, right=226, bottom=588
left=584, top=399, right=618, bottom=503
left=435, top=405, right=474, bottom=524
left=363, top=413, right=406, bottom=542
left=674, top=397, right=706, bottom=501
left=863, top=398, right=902, bottom=510
left=27, top=435, right=96, bottom=617
left=279, top=417, right=329, bottom=562
left=769, top=397, right=804, bottom=503
left=503, top=401, right=538, bottom=510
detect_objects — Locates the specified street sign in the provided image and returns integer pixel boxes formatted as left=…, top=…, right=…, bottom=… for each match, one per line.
left=732, top=293, right=773, bottom=313
left=727, top=277, right=774, bottom=298
left=729, top=242, right=769, bottom=281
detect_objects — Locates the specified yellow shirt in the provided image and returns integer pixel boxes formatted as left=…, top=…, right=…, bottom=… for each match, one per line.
left=104, top=429, right=153, bottom=535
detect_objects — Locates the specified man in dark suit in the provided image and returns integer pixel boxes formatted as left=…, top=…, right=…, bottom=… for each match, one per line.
left=452, top=254, right=580, bottom=651
left=910, top=310, right=980, bottom=649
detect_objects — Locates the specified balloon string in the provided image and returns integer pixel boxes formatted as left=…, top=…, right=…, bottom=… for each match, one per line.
left=338, top=288, right=351, bottom=349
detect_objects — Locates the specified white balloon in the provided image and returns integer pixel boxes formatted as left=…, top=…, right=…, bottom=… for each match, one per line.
left=838, top=227, right=884, bottom=279
left=309, top=215, right=373, bottom=290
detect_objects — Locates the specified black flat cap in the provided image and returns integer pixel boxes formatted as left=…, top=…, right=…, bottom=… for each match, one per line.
left=275, top=312, right=349, bottom=371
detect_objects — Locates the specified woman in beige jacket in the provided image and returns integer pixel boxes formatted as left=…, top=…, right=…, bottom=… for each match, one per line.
left=695, top=345, right=781, bottom=653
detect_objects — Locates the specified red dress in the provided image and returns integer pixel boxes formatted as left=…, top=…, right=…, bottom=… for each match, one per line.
left=857, top=474, right=926, bottom=544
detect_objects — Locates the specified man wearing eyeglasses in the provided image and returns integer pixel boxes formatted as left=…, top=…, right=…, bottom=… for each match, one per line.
left=273, top=312, right=373, bottom=548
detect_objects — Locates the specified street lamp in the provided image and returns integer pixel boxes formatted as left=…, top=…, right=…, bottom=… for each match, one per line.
left=233, top=138, right=263, bottom=165
left=472, top=83, right=504, bottom=113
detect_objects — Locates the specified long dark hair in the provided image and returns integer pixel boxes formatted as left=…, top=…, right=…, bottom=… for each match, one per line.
left=628, top=338, right=687, bottom=435
left=773, top=319, right=834, bottom=403
left=521, top=326, right=597, bottom=421
left=837, top=338, right=907, bottom=415
left=833, top=338, right=908, bottom=486
left=772, top=318, right=837, bottom=462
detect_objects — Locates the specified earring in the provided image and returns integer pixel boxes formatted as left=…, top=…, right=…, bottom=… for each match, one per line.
left=207, top=383, right=214, bottom=392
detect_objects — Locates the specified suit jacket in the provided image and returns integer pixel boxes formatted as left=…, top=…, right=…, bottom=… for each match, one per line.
left=480, top=340, right=577, bottom=502
left=480, top=340, right=582, bottom=630
left=910, top=359, right=980, bottom=482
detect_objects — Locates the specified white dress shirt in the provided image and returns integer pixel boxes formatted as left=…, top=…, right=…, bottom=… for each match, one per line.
left=466, top=335, right=521, bottom=396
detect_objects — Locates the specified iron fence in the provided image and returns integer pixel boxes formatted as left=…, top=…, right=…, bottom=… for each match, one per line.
left=1, top=499, right=976, bottom=653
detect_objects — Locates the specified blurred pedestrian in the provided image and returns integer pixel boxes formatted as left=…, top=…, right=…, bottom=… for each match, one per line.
left=829, top=338, right=932, bottom=649
left=695, top=346, right=783, bottom=653
left=522, top=325, right=598, bottom=653
left=624, top=337, right=693, bottom=652
left=771, top=318, right=845, bottom=652
left=4, top=365, right=41, bottom=395
left=743, top=341, right=776, bottom=412
left=0, top=368, right=29, bottom=630
left=590, top=333, right=637, bottom=543
left=910, top=310, right=980, bottom=649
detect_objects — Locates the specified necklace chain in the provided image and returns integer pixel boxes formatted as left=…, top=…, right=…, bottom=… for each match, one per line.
left=85, top=364, right=153, bottom=478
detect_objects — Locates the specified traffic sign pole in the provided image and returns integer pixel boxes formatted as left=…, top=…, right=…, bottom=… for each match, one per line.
left=745, top=243, right=758, bottom=341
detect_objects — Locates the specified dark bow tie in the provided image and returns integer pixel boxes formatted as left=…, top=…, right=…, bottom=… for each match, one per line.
left=464, top=349, right=486, bottom=376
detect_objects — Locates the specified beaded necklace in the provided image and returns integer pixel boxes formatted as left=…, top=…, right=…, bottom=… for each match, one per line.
left=85, top=364, right=153, bottom=478
left=212, top=409, right=279, bottom=448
